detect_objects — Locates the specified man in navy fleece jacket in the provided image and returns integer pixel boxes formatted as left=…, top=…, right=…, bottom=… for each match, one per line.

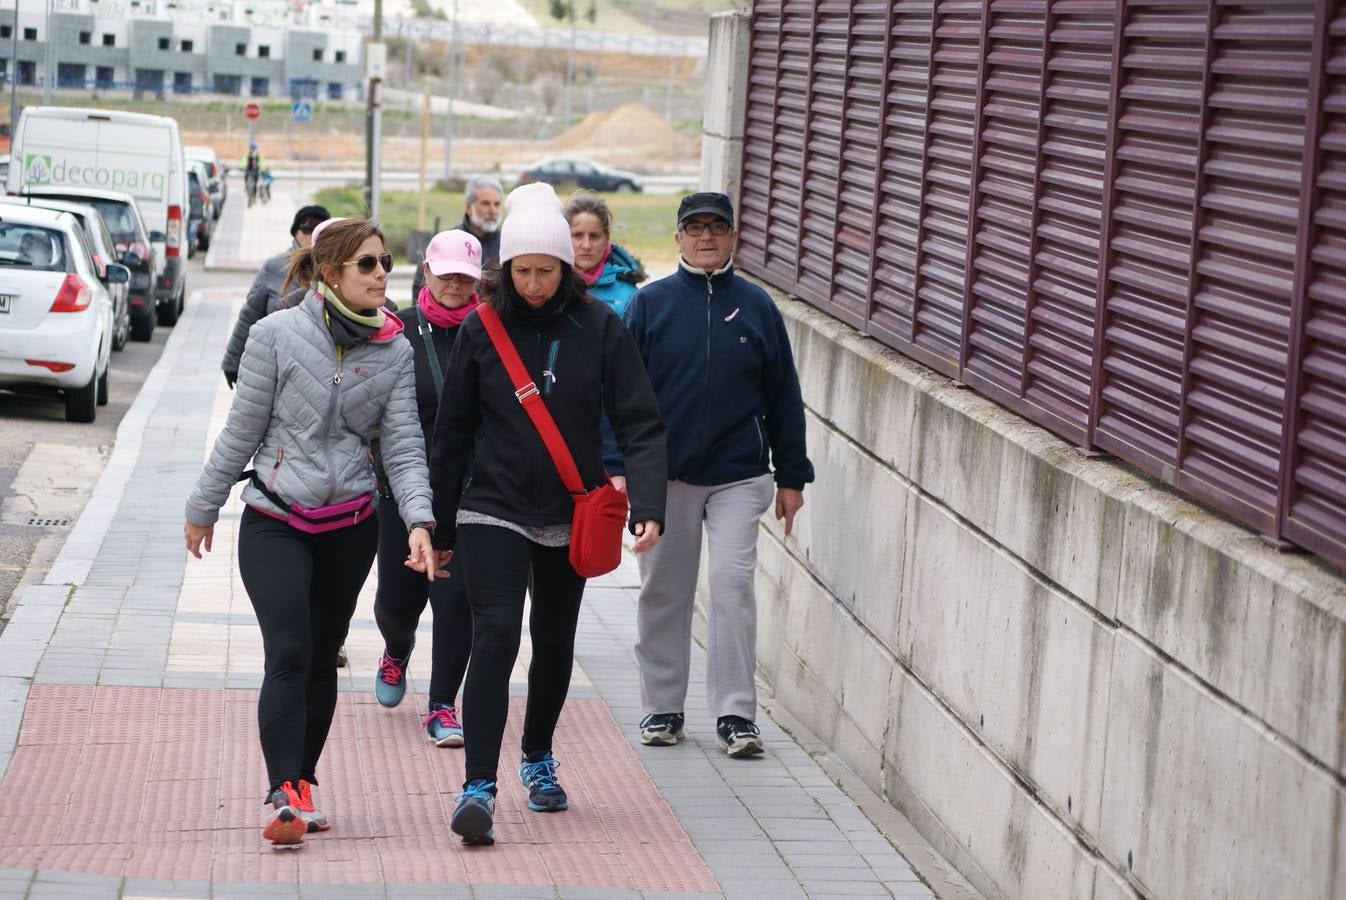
left=619, top=191, right=814, bottom=759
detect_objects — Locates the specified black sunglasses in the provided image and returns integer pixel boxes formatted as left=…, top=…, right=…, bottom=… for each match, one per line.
left=341, top=253, right=393, bottom=275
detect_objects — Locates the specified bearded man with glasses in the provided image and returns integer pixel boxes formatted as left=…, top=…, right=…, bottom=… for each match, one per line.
left=613, top=191, right=815, bottom=759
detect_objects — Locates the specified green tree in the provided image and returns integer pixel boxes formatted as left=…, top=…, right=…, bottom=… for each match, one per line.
left=549, top=0, right=570, bottom=21
left=585, top=0, right=596, bottom=23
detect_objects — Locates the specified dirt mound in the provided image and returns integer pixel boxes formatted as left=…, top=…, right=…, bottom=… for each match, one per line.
left=549, top=102, right=695, bottom=167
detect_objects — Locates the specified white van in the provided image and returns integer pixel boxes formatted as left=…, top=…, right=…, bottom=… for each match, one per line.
left=8, top=107, right=189, bottom=325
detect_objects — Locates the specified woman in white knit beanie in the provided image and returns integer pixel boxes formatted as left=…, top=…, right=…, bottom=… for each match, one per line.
left=424, top=180, right=669, bottom=846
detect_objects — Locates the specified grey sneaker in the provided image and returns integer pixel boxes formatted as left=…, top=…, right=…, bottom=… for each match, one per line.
left=639, top=712, right=686, bottom=746
left=716, top=715, right=763, bottom=758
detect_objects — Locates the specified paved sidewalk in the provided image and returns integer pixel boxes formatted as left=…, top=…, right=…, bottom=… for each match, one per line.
left=0, top=283, right=971, bottom=898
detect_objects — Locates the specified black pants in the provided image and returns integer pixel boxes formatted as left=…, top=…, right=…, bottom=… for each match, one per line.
left=457, top=524, right=586, bottom=786
left=373, top=502, right=471, bottom=706
left=238, top=505, right=378, bottom=795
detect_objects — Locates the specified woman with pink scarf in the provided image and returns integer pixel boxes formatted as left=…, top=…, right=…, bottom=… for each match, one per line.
left=369, top=229, right=482, bottom=747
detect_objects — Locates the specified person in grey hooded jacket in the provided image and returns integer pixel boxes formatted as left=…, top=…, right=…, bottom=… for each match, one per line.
left=221, top=204, right=330, bottom=388
left=184, top=218, right=438, bottom=849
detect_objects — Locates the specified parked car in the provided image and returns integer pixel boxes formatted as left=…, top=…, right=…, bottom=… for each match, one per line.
left=9, top=107, right=190, bottom=327
left=186, top=163, right=215, bottom=255
left=3, top=197, right=131, bottom=351
left=0, top=204, right=124, bottom=422
left=0, top=154, right=8, bottom=184
left=19, top=187, right=156, bottom=342
left=185, top=144, right=225, bottom=218
left=519, top=157, right=644, bottom=193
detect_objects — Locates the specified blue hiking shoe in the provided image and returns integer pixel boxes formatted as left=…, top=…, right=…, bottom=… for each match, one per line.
left=374, top=638, right=413, bottom=708
left=519, top=750, right=568, bottom=812
left=451, top=779, right=496, bottom=846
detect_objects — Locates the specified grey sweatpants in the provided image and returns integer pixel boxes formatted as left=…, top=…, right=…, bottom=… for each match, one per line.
left=635, top=474, right=775, bottom=721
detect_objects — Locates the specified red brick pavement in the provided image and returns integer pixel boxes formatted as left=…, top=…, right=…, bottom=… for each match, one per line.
left=0, top=684, right=720, bottom=893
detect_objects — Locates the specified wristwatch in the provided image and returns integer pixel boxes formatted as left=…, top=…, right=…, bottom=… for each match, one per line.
left=410, top=522, right=435, bottom=539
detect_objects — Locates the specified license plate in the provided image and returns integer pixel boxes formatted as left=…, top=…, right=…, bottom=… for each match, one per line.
left=0, top=294, right=12, bottom=313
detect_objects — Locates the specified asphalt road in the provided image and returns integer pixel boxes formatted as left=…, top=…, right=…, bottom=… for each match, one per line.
left=0, top=258, right=248, bottom=635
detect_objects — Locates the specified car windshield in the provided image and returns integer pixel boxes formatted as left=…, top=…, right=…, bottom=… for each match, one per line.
left=0, top=224, right=67, bottom=271
left=84, top=200, right=140, bottom=243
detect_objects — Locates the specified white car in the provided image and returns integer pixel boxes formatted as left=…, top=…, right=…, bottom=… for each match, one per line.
left=0, top=205, right=122, bottom=422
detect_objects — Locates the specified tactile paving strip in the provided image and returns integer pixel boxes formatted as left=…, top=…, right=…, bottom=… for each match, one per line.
left=0, top=684, right=719, bottom=893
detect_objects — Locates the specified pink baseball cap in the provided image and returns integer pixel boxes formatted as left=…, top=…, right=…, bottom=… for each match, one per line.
left=424, top=229, right=483, bottom=279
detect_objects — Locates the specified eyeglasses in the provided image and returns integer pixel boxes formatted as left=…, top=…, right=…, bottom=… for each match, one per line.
left=681, top=220, right=732, bottom=237
left=433, top=272, right=476, bottom=286
left=342, top=253, right=393, bottom=275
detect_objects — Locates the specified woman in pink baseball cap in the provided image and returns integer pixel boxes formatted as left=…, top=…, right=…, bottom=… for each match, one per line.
left=369, top=229, right=483, bottom=749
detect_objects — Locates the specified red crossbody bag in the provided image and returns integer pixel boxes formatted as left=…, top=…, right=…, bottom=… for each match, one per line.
left=476, top=304, right=628, bottom=578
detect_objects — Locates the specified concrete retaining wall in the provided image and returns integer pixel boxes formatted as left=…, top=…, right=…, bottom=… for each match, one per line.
left=693, top=296, right=1346, bottom=900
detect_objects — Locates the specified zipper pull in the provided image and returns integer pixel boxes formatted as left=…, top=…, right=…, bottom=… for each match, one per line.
left=333, top=368, right=343, bottom=385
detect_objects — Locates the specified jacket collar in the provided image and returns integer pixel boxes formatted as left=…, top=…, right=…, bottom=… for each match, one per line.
left=677, top=256, right=736, bottom=289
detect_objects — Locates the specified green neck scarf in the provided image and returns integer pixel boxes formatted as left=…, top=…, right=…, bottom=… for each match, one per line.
left=319, top=282, right=385, bottom=347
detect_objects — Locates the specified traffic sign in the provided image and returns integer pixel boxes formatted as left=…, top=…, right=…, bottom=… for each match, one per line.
left=244, top=101, right=261, bottom=121
left=291, top=101, right=312, bottom=123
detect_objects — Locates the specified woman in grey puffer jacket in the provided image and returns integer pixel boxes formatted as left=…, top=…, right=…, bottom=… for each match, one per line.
left=183, top=218, right=439, bottom=849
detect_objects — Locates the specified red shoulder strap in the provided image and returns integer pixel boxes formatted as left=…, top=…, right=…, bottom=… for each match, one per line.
left=476, top=304, right=585, bottom=496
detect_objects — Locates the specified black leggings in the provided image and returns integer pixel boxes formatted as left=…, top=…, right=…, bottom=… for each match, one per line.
left=373, top=502, right=471, bottom=706
left=457, top=524, right=586, bottom=786
left=238, top=506, right=378, bottom=795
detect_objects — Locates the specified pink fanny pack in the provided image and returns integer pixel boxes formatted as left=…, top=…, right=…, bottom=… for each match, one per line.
left=248, top=472, right=374, bottom=534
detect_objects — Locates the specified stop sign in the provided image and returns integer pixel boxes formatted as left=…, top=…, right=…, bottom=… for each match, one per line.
left=244, top=101, right=261, bottom=121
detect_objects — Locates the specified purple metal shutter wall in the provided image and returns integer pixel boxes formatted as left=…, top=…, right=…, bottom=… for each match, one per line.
left=738, top=1, right=782, bottom=277
left=833, top=3, right=890, bottom=326
left=1176, top=0, right=1313, bottom=530
left=1282, top=2, right=1346, bottom=562
left=1090, top=0, right=1208, bottom=478
left=868, top=0, right=937, bottom=353
left=1023, top=0, right=1115, bottom=440
left=737, top=0, right=1346, bottom=569
left=795, top=3, right=848, bottom=314
left=913, top=0, right=985, bottom=369
left=959, top=0, right=1051, bottom=425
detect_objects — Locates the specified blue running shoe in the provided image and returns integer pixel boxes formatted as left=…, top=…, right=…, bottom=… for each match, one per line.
left=374, top=638, right=413, bottom=708
left=519, top=750, right=568, bottom=812
left=451, top=779, right=496, bottom=846
left=423, top=704, right=464, bottom=748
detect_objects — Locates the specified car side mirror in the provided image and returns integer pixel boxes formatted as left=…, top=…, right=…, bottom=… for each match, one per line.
left=149, top=230, right=166, bottom=242
left=122, top=251, right=142, bottom=267
left=104, top=263, right=130, bottom=284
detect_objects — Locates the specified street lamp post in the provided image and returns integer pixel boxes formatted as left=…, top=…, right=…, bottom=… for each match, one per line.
left=9, top=0, right=20, bottom=132
left=365, top=0, right=384, bottom=220
left=41, top=0, right=51, bottom=104
left=442, top=0, right=458, bottom=182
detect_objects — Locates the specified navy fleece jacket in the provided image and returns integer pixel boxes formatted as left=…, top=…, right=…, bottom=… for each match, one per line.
left=615, top=261, right=814, bottom=490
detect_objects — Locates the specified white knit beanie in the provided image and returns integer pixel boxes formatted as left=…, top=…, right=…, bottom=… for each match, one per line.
left=498, top=182, right=575, bottom=266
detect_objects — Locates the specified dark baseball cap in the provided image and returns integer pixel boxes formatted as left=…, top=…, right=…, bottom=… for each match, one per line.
left=290, top=204, right=331, bottom=236
left=677, top=192, right=734, bottom=227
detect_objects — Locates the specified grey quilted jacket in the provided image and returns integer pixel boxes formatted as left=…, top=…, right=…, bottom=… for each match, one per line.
left=186, top=290, right=434, bottom=530
left=220, top=249, right=292, bottom=381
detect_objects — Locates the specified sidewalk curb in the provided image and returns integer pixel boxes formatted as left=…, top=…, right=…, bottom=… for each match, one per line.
left=44, top=293, right=204, bottom=589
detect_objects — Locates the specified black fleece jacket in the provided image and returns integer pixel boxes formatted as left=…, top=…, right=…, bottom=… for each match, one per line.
left=429, top=291, right=667, bottom=552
